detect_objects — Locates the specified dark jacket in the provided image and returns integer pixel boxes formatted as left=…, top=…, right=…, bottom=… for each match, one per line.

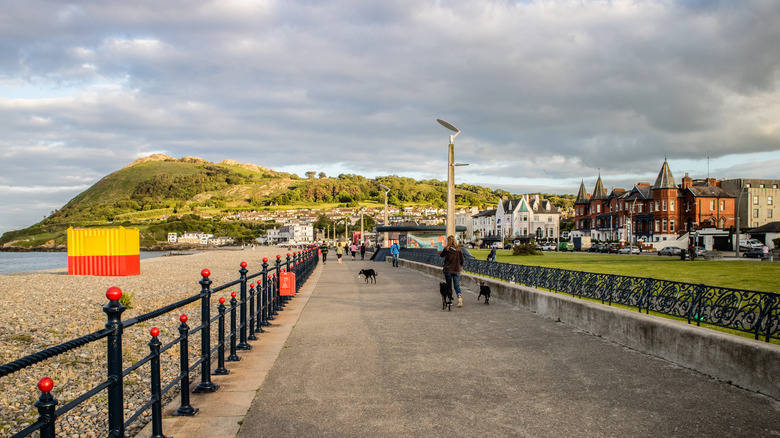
left=320, top=245, right=329, bottom=254
left=439, top=246, right=465, bottom=273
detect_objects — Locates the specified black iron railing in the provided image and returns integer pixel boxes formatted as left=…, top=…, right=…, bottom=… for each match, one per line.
left=402, top=252, right=779, bottom=342
left=0, top=248, right=319, bottom=438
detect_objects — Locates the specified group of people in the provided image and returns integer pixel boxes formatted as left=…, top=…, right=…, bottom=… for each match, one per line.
left=319, top=236, right=467, bottom=309
left=318, top=241, right=368, bottom=264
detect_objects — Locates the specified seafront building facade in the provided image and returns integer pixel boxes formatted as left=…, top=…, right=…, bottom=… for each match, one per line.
left=574, top=160, right=737, bottom=246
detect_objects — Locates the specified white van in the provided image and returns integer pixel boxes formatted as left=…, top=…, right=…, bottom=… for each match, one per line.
left=739, top=239, right=763, bottom=250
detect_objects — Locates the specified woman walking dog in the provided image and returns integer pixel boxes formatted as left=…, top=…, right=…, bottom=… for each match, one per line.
left=440, top=235, right=465, bottom=307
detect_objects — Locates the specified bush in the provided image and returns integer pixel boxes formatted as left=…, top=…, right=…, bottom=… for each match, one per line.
left=512, top=244, right=541, bottom=256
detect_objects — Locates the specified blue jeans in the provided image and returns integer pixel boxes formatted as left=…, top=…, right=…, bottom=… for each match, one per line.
left=444, top=272, right=462, bottom=296
left=391, top=254, right=399, bottom=266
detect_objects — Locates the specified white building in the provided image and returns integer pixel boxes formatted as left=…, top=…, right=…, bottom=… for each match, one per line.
left=495, top=194, right=561, bottom=242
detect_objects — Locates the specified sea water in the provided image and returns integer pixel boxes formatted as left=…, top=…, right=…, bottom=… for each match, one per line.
left=0, top=251, right=177, bottom=274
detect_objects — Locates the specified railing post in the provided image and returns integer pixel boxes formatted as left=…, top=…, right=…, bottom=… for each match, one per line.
left=194, top=269, right=219, bottom=393
left=174, top=314, right=198, bottom=416
left=253, top=281, right=264, bottom=333
left=227, top=292, right=241, bottom=362
left=104, top=286, right=126, bottom=437
left=237, top=262, right=251, bottom=350
left=275, top=255, right=283, bottom=311
left=34, top=377, right=57, bottom=438
left=247, top=282, right=259, bottom=340
left=148, top=327, right=168, bottom=438
left=214, top=297, right=229, bottom=375
left=261, top=258, right=272, bottom=324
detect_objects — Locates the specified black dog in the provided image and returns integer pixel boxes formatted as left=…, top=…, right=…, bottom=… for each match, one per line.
left=478, top=281, right=491, bottom=305
left=358, top=269, right=377, bottom=284
left=440, top=282, right=453, bottom=311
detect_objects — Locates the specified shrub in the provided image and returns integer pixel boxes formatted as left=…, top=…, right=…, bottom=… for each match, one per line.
left=512, top=244, right=541, bottom=256
left=120, top=292, right=134, bottom=310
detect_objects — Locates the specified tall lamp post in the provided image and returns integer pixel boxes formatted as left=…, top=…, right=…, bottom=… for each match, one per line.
left=379, top=184, right=390, bottom=247
left=437, top=119, right=460, bottom=239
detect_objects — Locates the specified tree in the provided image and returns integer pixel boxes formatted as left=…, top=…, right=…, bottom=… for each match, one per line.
left=305, top=171, right=316, bottom=179
left=318, top=172, right=327, bottom=179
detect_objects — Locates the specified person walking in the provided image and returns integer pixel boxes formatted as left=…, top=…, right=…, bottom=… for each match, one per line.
left=336, top=243, right=344, bottom=264
left=440, top=235, right=466, bottom=307
left=360, top=242, right=366, bottom=260
left=319, top=242, right=329, bottom=265
left=350, top=243, right=358, bottom=261
left=390, top=241, right=400, bottom=267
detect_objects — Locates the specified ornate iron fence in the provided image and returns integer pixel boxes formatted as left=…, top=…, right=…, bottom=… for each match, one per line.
left=402, top=252, right=779, bottom=342
left=0, top=248, right=319, bottom=438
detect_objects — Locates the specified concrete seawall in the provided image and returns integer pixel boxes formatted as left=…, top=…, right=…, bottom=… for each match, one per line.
left=400, top=258, right=780, bottom=400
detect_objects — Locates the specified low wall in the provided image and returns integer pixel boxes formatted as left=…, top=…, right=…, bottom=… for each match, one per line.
left=400, top=258, right=780, bottom=400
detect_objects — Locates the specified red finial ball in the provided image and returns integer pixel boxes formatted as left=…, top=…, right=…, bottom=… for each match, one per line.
left=38, top=377, right=54, bottom=393
left=287, top=252, right=291, bottom=257
left=241, top=261, right=247, bottom=268
left=276, top=254, right=281, bottom=259
left=106, top=286, right=122, bottom=302
left=201, top=269, right=211, bottom=278
left=231, top=291, right=237, bottom=298
left=180, top=314, right=188, bottom=323
left=250, top=283, right=255, bottom=288
left=150, top=327, right=160, bottom=337
left=219, top=297, right=225, bottom=304
left=263, top=257, right=268, bottom=263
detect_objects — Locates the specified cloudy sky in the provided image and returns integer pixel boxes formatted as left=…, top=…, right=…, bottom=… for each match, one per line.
left=2, top=0, right=779, bottom=235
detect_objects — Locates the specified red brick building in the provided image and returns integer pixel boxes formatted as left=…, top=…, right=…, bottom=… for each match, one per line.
left=574, top=160, right=736, bottom=246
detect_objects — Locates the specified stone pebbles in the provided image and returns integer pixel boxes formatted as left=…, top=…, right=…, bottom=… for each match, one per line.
left=0, top=248, right=289, bottom=437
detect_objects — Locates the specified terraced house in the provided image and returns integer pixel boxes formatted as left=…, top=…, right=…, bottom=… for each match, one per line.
left=574, top=160, right=737, bottom=249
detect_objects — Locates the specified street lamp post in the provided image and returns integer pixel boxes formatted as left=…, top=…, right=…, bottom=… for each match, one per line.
left=379, top=184, right=390, bottom=247
left=437, top=119, right=460, bottom=239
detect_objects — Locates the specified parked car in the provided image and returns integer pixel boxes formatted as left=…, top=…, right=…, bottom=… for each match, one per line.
left=658, top=246, right=682, bottom=256
left=588, top=244, right=603, bottom=253
left=694, top=246, right=706, bottom=257
left=542, top=243, right=555, bottom=251
left=743, top=248, right=764, bottom=258
left=618, top=245, right=640, bottom=254
left=606, top=244, right=620, bottom=253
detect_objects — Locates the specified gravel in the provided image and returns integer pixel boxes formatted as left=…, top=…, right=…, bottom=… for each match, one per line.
left=0, top=248, right=292, bottom=438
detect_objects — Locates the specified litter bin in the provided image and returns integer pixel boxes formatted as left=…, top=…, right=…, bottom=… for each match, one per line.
left=680, top=249, right=687, bottom=261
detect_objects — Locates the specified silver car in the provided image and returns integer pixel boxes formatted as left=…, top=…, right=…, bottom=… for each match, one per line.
left=658, top=246, right=682, bottom=256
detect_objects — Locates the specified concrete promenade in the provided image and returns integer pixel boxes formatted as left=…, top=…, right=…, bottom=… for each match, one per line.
left=146, top=256, right=780, bottom=437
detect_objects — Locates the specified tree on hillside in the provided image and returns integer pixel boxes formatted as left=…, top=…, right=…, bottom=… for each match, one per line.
left=305, top=171, right=316, bottom=179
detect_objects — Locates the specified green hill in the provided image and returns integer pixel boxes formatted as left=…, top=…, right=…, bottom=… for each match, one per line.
left=0, top=155, right=575, bottom=249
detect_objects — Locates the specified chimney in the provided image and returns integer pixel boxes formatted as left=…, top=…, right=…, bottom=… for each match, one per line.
left=682, top=173, right=693, bottom=190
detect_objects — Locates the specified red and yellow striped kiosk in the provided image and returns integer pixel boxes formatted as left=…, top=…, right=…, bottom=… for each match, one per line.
left=67, top=227, right=141, bottom=276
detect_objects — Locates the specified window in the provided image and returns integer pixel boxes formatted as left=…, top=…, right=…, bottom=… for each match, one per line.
left=670, top=200, right=675, bottom=211
left=638, top=204, right=642, bottom=213
left=654, top=220, right=660, bottom=232
left=662, top=219, right=667, bottom=231
left=710, top=200, right=715, bottom=210
left=769, top=196, right=774, bottom=205
left=720, top=200, right=725, bottom=211
left=760, top=184, right=765, bottom=188
left=769, top=210, right=774, bottom=218
left=754, top=209, right=760, bottom=218
left=670, top=220, right=675, bottom=232
left=663, top=200, right=667, bottom=211
left=548, top=216, right=553, bottom=222
left=534, top=215, right=540, bottom=221
left=753, top=196, right=759, bottom=205
left=655, top=201, right=660, bottom=211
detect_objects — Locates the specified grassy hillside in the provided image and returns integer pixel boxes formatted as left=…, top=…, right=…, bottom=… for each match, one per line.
left=0, top=155, right=576, bottom=249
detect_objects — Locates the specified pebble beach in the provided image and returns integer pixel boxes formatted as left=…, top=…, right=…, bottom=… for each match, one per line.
left=0, top=248, right=290, bottom=438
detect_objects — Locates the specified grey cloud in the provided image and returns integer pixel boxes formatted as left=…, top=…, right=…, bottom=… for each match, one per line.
left=1, top=0, right=779, bottom=234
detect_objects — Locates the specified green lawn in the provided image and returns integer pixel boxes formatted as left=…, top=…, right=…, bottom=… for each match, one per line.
left=469, top=249, right=780, bottom=294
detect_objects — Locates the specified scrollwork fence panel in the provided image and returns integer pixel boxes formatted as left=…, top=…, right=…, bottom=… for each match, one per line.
left=401, top=251, right=779, bottom=342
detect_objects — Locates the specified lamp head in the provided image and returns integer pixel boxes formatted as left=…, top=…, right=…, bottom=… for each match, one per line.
left=437, top=119, right=460, bottom=141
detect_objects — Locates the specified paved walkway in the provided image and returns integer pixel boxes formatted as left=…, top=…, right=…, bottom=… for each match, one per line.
left=145, top=256, right=780, bottom=437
